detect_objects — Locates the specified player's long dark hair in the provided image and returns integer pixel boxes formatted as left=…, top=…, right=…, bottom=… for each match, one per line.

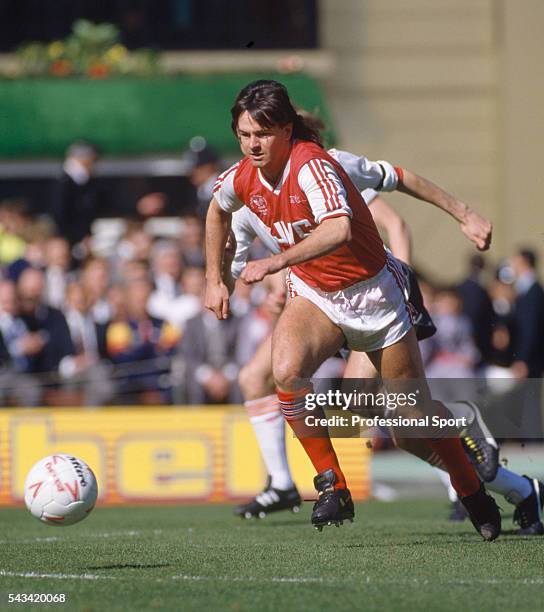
left=231, top=80, right=324, bottom=147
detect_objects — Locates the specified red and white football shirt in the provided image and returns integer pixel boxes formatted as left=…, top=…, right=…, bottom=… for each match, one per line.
left=214, top=140, right=399, bottom=292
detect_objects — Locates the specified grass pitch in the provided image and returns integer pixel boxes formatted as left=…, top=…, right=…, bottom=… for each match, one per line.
left=0, top=499, right=541, bottom=611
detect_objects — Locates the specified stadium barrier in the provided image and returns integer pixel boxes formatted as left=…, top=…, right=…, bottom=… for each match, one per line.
left=0, top=406, right=370, bottom=506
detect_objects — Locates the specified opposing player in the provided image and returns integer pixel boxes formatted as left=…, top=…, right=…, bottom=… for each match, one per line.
left=205, top=79, right=501, bottom=540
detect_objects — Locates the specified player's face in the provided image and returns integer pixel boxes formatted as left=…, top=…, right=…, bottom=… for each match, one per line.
left=236, top=111, right=292, bottom=171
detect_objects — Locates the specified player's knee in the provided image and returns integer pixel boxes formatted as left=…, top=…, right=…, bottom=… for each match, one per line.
left=272, top=358, right=305, bottom=390
left=239, top=363, right=274, bottom=399
left=238, top=363, right=256, bottom=396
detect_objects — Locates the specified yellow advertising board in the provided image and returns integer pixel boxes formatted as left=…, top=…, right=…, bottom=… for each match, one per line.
left=0, top=407, right=370, bottom=505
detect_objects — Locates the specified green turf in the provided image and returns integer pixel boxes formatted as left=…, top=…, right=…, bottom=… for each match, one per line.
left=0, top=499, right=541, bottom=612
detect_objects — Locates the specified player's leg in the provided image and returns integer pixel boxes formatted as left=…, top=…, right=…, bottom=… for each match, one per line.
left=239, top=334, right=293, bottom=490
left=343, top=349, right=378, bottom=378
left=406, top=431, right=543, bottom=533
left=366, top=329, right=480, bottom=495
left=272, top=295, right=354, bottom=528
left=235, top=334, right=301, bottom=518
left=272, top=295, right=345, bottom=480
left=453, top=403, right=542, bottom=534
left=366, top=329, right=501, bottom=540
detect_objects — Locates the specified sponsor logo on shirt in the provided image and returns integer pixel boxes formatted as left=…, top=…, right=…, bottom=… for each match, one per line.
left=273, top=220, right=313, bottom=246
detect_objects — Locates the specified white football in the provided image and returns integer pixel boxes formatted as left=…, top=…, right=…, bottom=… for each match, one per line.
left=24, top=454, right=98, bottom=526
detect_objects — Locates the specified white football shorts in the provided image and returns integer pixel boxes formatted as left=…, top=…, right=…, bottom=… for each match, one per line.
left=286, top=255, right=413, bottom=353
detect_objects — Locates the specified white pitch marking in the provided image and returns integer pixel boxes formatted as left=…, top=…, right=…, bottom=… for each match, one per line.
left=2, top=569, right=542, bottom=587
left=172, top=574, right=326, bottom=584
left=0, top=570, right=115, bottom=581
left=1, top=530, right=145, bottom=545
left=171, top=574, right=544, bottom=586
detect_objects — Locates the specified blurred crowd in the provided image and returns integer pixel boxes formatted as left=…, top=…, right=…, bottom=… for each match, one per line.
left=0, top=140, right=269, bottom=406
left=0, top=143, right=543, bottom=428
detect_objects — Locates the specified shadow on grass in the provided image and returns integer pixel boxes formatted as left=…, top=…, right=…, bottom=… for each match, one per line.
left=341, top=536, right=492, bottom=548
left=83, top=563, right=171, bottom=570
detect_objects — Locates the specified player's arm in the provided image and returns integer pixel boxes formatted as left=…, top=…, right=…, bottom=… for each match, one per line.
left=367, top=194, right=412, bottom=264
left=332, top=149, right=491, bottom=251
left=205, top=198, right=232, bottom=319
left=240, top=216, right=351, bottom=284
left=240, top=159, right=353, bottom=284
left=396, top=169, right=492, bottom=251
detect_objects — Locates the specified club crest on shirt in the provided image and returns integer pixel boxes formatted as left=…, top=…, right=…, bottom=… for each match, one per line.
left=289, top=194, right=303, bottom=205
left=249, top=194, right=268, bottom=216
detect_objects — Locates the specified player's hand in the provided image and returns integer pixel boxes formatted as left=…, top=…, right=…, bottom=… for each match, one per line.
left=205, top=280, right=230, bottom=320
left=460, top=209, right=492, bottom=251
left=240, top=256, right=283, bottom=284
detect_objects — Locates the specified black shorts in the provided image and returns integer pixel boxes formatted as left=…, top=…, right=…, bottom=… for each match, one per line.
left=399, top=261, right=436, bottom=341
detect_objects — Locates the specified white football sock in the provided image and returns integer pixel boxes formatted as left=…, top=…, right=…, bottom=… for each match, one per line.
left=435, top=467, right=458, bottom=502
left=245, top=394, right=294, bottom=491
left=487, top=466, right=533, bottom=505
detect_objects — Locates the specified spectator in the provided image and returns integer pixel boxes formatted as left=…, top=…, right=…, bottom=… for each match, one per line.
left=6, top=219, right=52, bottom=282
left=421, top=286, right=480, bottom=402
left=147, top=239, right=183, bottom=318
left=103, top=279, right=179, bottom=403
left=16, top=268, right=75, bottom=402
left=509, top=248, right=544, bottom=438
left=50, top=141, right=101, bottom=254
left=44, top=236, right=73, bottom=308
left=0, top=279, right=31, bottom=372
left=120, top=259, right=152, bottom=285
left=113, top=221, right=153, bottom=273
left=63, top=281, right=114, bottom=406
left=179, top=215, right=205, bottom=267
left=178, top=296, right=243, bottom=405
left=457, top=254, right=495, bottom=366
left=510, top=249, right=544, bottom=377
left=187, top=137, right=221, bottom=219
left=0, top=200, right=31, bottom=266
left=80, top=258, right=112, bottom=324
left=0, top=279, right=42, bottom=405
left=136, top=192, right=169, bottom=218
left=156, top=265, right=205, bottom=333
left=487, top=272, right=516, bottom=370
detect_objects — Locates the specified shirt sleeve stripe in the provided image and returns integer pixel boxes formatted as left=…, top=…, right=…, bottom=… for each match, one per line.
left=315, top=159, right=343, bottom=211
left=310, top=159, right=335, bottom=211
left=307, top=159, right=334, bottom=212
left=213, top=163, right=239, bottom=193
left=318, top=210, right=351, bottom=223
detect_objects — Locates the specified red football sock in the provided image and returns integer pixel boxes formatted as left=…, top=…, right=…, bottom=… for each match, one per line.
left=277, top=387, right=347, bottom=489
left=428, top=437, right=480, bottom=498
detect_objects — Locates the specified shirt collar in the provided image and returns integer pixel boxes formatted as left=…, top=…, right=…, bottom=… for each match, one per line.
left=257, top=157, right=292, bottom=195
